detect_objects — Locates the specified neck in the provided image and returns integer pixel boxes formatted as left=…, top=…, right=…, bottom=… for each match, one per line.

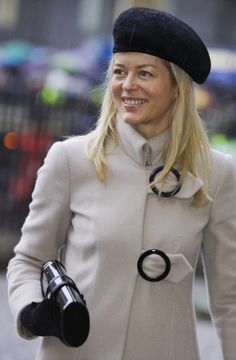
left=131, top=123, right=170, bottom=139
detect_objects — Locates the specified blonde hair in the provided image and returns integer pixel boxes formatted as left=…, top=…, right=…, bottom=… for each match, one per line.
left=86, top=57, right=211, bottom=206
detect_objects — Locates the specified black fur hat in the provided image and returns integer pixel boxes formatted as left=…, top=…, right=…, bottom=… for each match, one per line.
left=112, top=7, right=211, bottom=84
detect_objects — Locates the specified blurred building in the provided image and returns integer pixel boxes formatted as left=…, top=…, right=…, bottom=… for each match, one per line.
left=0, top=0, right=235, bottom=48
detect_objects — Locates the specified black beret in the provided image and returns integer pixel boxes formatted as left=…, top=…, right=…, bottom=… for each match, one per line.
left=112, top=7, right=211, bottom=84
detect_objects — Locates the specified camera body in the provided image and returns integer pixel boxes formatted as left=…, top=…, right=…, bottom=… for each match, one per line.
left=41, top=259, right=90, bottom=347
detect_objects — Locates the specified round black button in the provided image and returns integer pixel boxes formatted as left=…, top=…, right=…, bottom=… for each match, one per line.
left=149, top=166, right=181, bottom=197
left=137, top=249, right=171, bottom=282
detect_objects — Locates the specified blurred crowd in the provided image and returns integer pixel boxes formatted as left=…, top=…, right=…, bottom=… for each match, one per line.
left=0, top=36, right=111, bottom=229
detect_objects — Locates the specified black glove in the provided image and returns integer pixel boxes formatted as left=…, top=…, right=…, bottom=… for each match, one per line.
left=20, top=297, right=90, bottom=347
left=20, top=298, right=60, bottom=338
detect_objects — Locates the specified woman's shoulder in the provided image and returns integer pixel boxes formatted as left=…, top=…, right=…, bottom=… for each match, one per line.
left=43, top=134, right=91, bottom=173
left=208, top=148, right=236, bottom=196
left=63, top=134, right=89, bottom=149
left=209, top=148, right=236, bottom=170
left=48, top=134, right=89, bottom=157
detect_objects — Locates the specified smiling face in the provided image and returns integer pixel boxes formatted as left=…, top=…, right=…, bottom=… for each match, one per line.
left=111, top=52, right=178, bottom=138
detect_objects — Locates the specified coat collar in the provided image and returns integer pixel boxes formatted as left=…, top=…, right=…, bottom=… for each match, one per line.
left=116, top=117, right=203, bottom=199
left=116, top=117, right=169, bottom=166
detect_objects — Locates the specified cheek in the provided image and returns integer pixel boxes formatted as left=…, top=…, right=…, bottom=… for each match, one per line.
left=151, top=84, right=176, bottom=106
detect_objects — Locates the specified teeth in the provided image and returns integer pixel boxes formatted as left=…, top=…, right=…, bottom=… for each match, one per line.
left=123, top=99, right=145, bottom=105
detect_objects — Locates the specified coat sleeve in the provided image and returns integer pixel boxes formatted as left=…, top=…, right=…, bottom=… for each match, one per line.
left=202, top=153, right=236, bottom=360
left=7, top=141, right=72, bottom=338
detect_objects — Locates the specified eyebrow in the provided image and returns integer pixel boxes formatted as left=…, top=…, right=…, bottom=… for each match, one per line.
left=113, top=63, right=158, bottom=69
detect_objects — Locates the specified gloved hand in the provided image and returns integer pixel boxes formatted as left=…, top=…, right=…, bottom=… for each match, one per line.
left=20, top=297, right=90, bottom=347
left=20, top=298, right=60, bottom=337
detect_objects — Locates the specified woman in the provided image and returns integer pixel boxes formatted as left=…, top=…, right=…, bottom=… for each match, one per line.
left=7, top=7, right=236, bottom=360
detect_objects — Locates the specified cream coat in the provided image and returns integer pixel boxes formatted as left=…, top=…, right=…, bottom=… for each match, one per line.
left=7, top=118, right=236, bottom=360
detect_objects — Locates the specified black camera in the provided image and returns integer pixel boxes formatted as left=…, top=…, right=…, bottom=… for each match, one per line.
left=41, top=259, right=90, bottom=347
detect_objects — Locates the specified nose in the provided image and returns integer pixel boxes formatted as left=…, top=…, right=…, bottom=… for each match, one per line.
left=122, top=73, right=138, bottom=91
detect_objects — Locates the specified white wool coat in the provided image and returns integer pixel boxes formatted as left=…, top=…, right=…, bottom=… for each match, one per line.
left=7, top=118, right=236, bottom=360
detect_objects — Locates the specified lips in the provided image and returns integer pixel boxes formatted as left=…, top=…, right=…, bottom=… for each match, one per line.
left=122, top=97, right=147, bottom=106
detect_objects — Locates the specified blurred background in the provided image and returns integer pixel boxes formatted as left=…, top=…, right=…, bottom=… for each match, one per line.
left=0, top=0, right=235, bottom=358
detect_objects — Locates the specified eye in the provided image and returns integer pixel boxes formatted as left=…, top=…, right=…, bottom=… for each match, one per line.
left=139, top=70, right=153, bottom=78
left=113, top=68, right=125, bottom=76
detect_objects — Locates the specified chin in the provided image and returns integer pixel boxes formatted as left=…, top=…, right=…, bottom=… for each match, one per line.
left=122, top=115, right=142, bottom=125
